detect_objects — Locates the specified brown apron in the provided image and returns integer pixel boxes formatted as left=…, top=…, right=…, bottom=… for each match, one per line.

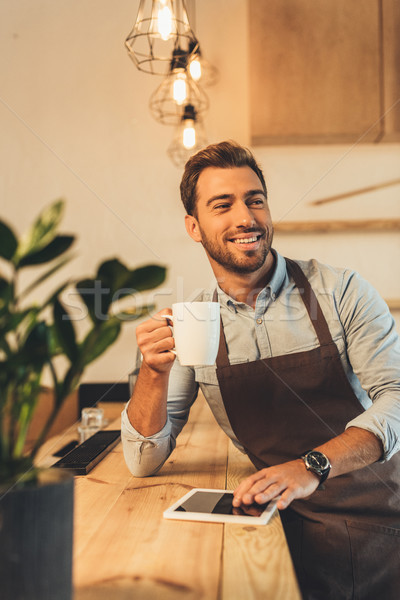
left=215, top=258, right=400, bottom=600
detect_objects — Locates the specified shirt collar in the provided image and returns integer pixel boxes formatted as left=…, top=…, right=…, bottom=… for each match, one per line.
left=216, top=249, right=287, bottom=312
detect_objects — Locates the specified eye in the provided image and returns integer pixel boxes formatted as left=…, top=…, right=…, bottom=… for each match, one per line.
left=214, top=203, right=231, bottom=211
left=248, top=198, right=265, bottom=206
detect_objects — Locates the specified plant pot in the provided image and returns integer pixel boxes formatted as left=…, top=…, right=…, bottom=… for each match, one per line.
left=0, top=468, right=74, bottom=600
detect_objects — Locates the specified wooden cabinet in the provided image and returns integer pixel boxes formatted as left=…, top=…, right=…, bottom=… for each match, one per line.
left=249, top=0, right=400, bottom=144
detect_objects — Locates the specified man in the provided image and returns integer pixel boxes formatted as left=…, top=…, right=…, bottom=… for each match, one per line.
left=122, top=141, right=400, bottom=599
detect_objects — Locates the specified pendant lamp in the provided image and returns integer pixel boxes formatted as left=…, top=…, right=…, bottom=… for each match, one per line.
left=167, top=104, right=207, bottom=167
left=125, top=0, right=198, bottom=76
left=149, top=48, right=209, bottom=125
left=187, top=40, right=219, bottom=87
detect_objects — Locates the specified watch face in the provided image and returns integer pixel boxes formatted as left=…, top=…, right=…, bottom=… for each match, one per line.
left=307, top=451, right=329, bottom=471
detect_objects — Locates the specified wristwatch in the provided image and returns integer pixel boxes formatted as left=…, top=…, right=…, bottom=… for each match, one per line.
left=301, top=450, right=331, bottom=484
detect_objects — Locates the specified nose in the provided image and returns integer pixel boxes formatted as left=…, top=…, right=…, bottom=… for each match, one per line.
left=233, top=201, right=256, bottom=227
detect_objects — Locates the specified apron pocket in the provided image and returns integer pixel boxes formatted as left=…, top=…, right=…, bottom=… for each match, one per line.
left=346, top=519, right=400, bottom=600
left=281, top=513, right=354, bottom=600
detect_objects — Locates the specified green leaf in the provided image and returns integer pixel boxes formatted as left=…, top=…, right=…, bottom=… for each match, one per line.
left=76, top=278, right=97, bottom=322
left=16, top=200, right=64, bottom=260
left=124, top=265, right=166, bottom=293
left=47, top=324, right=60, bottom=356
left=94, top=258, right=131, bottom=315
left=53, top=298, right=78, bottom=362
left=80, top=320, right=121, bottom=367
left=0, top=335, right=11, bottom=357
left=59, top=364, right=82, bottom=401
left=76, top=264, right=166, bottom=321
left=0, top=220, right=18, bottom=261
left=0, top=277, right=12, bottom=316
left=3, top=325, right=49, bottom=379
left=18, top=235, right=74, bottom=267
left=76, top=278, right=110, bottom=323
left=0, top=308, right=38, bottom=336
left=97, top=258, right=130, bottom=293
left=0, top=276, right=11, bottom=297
left=18, top=254, right=72, bottom=301
left=23, top=321, right=50, bottom=365
left=12, top=374, right=41, bottom=458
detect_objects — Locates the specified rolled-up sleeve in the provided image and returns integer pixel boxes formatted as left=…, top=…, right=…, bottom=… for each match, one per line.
left=121, top=362, right=199, bottom=477
left=339, top=270, right=400, bottom=460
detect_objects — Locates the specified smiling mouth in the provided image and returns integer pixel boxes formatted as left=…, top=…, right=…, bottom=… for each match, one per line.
left=229, top=233, right=263, bottom=245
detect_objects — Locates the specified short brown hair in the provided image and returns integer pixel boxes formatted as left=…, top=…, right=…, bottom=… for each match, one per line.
left=180, top=140, right=268, bottom=216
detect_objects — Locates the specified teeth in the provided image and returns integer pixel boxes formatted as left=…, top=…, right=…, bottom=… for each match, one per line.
left=234, top=236, right=258, bottom=244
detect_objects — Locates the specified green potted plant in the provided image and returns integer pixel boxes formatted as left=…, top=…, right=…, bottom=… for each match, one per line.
left=0, top=200, right=166, bottom=599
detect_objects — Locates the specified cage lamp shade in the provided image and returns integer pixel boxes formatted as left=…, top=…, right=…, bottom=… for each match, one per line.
left=149, top=48, right=209, bottom=125
left=125, top=0, right=198, bottom=76
left=187, top=40, right=219, bottom=87
left=167, top=104, right=207, bottom=167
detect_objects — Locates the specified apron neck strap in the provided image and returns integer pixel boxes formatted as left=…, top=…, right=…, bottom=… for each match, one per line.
left=212, top=289, right=230, bottom=368
left=285, top=258, right=333, bottom=347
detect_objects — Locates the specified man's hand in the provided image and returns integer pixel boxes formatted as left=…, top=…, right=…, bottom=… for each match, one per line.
left=136, top=309, right=176, bottom=374
left=232, top=428, right=383, bottom=511
left=127, top=309, right=176, bottom=437
left=232, top=459, right=320, bottom=511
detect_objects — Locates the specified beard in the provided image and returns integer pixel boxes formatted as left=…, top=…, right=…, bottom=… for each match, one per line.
left=198, top=224, right=274, bottom=274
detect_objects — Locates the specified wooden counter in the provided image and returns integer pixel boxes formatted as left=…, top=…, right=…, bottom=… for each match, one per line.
left=38, top=395, right=300, bottom=600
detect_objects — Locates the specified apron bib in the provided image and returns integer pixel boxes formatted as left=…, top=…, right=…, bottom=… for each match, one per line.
left=215, top=258, right=400, bottom=599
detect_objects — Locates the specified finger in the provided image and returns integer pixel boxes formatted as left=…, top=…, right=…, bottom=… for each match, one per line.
left=141, top=325, right=173, bottom=346
left=149, top=351, right=176, bottom=366
left=152, top=336, right=175, bottom=354
left=242, top=479, right=282, bottom=505
left=233, top=471, right=262, bottom=500
left=276, top=487, right=296, bottom=510
left=154, top=309, right=172, bottom=323
left=241, top=481, right=270, bottom=504
left=234, top=470, right=266, bottom=494
left=138, top=310, right=173, bottom=334
left=236, top=503, right=264, bottom=517
left=240, top=472, right=280, bottom=504
left=141, top=338, right=175, bottom=363
left=142, top=346, right=176, bottom=370
left=232, top=471, right=267, bottom=506
left=154, top=308, right=172, bottom=318
left=253, top=482, right=286, bottom=504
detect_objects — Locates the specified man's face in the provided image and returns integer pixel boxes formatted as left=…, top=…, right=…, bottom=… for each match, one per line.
left=186, top=166, right=274, bottom=275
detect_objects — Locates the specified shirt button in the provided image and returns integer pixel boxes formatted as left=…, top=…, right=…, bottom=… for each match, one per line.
left=256, top=318, right=262, bottom=324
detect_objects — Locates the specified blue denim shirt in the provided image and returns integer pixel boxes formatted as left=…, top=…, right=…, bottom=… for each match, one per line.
left=122, top=251, right=400, bottom=477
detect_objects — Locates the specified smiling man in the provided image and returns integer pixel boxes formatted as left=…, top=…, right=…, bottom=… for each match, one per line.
left=122, top=141, right=400, bottom=599
left=186, top=165, right=274, bottom=279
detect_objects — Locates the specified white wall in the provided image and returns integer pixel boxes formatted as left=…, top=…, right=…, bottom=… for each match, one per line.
left=0, top=0, right=399, bottom=385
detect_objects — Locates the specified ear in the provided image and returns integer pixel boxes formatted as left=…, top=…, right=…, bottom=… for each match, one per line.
left=185, top=214, right=202, bottom=243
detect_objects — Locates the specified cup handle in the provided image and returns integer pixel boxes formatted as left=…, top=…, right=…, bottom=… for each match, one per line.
left=160, top=314, right=176, bottom=355
left=160, top=313, right=174, bottom=323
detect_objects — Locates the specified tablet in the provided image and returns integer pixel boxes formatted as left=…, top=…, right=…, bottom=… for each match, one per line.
left=163, top=488, right=277, bottom=525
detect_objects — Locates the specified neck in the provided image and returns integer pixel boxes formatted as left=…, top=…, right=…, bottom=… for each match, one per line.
left=212, top=252, right=275, bottom=309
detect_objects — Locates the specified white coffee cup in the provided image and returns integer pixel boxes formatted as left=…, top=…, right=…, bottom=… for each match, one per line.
left=163, top=302, right=220, bottom=366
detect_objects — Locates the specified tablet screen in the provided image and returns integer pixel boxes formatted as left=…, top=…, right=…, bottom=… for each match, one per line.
left=163, top=488, right=277, bottom=525
left=174, top=490, right=267, bottom=517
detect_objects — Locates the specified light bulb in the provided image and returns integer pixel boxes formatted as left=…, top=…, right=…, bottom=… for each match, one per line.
left=157, top=1, right=173, bottom=40
left=183, top=120, right=196, bottom=149
left=189, top=57, right=202, bottom=81
left=167, top=107, right=207, bottom=167
left=172, top=72, right=187, bottom=105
